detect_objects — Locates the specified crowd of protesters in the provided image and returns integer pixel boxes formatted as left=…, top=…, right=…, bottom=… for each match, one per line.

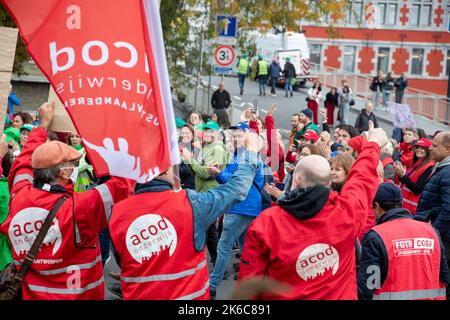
left=0, top=77, right=449, bottom=301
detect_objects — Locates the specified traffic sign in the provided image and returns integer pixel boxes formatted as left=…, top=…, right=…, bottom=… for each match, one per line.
left=214, top=66, right=233, bottom=75
left=217, top=15, right=237, bottom=38
left=214, top=45, right=235, bottom=68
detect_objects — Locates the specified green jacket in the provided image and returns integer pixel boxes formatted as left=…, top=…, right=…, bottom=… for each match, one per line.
left=0, top=177, right=12, bottom=271
left=293, top=122, right=320, bottom=148
left=188, top=141, right=227, bottom=192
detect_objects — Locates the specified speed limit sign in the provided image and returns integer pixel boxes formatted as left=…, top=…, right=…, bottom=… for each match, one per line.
left=214, top=45, right=235, bottom=68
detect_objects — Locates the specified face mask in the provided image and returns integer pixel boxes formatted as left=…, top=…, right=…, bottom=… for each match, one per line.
left=69, top=166, right=79, bottom=184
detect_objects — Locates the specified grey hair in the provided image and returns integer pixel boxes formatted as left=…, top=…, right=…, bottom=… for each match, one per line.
left=33, top=163, right=64, bottom=184
left=294, top=155, right=331, bottom=188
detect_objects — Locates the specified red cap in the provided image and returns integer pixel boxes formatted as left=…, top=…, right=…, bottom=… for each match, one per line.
left=32, top=141, right=82, bottom=169
left=301, top=130, right=319, bottom=143
left=413, top=138, right=432, bottom=149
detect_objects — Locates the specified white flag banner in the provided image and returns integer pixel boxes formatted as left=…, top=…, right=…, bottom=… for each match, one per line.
left=388, top=101, right=417, bottom=129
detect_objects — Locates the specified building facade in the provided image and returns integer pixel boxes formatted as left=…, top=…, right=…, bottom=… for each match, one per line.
left=303, top=0, right=450, bottom=96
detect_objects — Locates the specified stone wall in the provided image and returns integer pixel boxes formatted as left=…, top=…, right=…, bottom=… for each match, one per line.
left=10, top=80, right=50, bottom=115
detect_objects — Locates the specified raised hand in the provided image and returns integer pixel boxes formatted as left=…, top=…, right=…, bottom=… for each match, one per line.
left=180, top=147, right=193, bottom=162
left=267, top=103, right=277, bottom=115
left=38, top=101, right=55, bottom=129
left=368, top=128, right=388, bottom=149
left=0, top=134, right=8, bottom=158
left=368, top=120, right=375, bottom=131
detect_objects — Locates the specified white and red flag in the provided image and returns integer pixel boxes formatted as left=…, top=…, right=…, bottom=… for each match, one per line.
left=1, top=0, right=180, bottom=182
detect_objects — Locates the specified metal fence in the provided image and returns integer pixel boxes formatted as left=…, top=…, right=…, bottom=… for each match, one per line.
left=309, top=63, right=450, bottom=125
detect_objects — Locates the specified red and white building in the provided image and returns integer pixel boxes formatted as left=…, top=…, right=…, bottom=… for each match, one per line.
left=303, top=0, right=450, bottom=96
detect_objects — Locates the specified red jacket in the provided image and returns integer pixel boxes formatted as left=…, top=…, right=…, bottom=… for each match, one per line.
left=109, top=189, right=209, bottom=300
left=372, top=218, right=445, bottom=300
left=399, top=142, right=414, bottom=170
left=0, top=127, right=129, bottom=300
left=401, top=160, right=435, bottom=214
left=250, top=115, right=285, bottom=182
left=238, top=142, right=381, bottom=299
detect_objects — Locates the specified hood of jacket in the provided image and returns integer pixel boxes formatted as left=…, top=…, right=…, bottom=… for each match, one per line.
left=279, top=185, right=330, bottom=220
left=437, top=156, right=450, bottom=169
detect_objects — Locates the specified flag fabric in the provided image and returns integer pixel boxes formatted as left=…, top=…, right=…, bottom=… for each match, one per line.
left=1, top=0, right=180, bottom=182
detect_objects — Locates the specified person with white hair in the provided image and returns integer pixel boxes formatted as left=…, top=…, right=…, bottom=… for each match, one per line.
left=237, top=128, right=389, bottom=300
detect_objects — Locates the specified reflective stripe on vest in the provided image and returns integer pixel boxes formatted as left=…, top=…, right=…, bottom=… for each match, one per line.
left=14, top=255, right=102, bottom=275
left=403, top=197, right=418, bottom=207
left=175, top=280, right=210, bottom=300
left=258, top=61, right=268, bottom=76
left=373, top=288, right=446, bottom=300
left=122, top=259, right=207, bottom=283
left=237, top=58, right=249, bottom=75
left=95, top=184, right=113, bottom=220
left=26, top=277, right=104, bottom=294
left=12, top=174, right=33, bottom=187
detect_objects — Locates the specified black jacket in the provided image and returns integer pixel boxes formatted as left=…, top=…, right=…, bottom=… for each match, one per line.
left=325, top=92, right=339, bottom=107
left=283, top=61, right=296, bottom=79
left=370, top=76, right=385, bottom=91
left=211, top=89, right=231, bottom=110
left=354, top=110, right=379, bottom=133
left=357, top=208, right=449, bottom=300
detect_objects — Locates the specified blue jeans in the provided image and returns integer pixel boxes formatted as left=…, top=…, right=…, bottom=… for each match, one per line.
left=285, top=77, right=293, bottom=96
left=270, top=77, right=278, bottom=94
left=209, top=213, right=255, bottom=291
left=339, top=103, right=350, bottom=125
left=258, top=76, right=267, bottom=95
left=99, top=227, right=111, bottom=266
left=238, top=74, right=246, bottom=90
left=383, top=90, right=392, bottom=109
left=371, top=90, right=381, bottom=109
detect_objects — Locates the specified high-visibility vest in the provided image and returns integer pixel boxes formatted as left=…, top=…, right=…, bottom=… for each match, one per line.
left=109, top=189, right=210, bottom=300
left=0, top=183, right=119, bottom=299
left=371, top=218, right=445, bottom=300
left=401, top=160, right=435, bottom=214
left=258, top=60, right=268, bottom=76
left=237, top=58, right=249, bottom=75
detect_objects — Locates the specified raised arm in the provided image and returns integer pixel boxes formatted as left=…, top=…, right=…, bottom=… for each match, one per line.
left=8, top=102, right=54, bottom=194
left=339, top=129, right=387, bottom=235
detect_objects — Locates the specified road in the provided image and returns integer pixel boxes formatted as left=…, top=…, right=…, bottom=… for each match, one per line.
left=204, top=75, right=391, bottom=141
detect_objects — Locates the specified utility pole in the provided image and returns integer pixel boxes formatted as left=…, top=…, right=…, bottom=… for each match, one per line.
left=194, top=33, right=203, bottom=111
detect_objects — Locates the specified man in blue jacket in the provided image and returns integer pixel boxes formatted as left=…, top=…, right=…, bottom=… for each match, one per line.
left=415, top=131, right=450, bottom=297
left=206, top=121, right=264, bottom=298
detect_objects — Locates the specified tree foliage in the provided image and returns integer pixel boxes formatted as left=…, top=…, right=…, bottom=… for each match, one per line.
left=1, top=1, right=348, bottom=84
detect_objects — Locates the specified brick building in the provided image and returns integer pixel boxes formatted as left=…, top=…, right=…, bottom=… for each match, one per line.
left=303, top=0, right=450, bottom=96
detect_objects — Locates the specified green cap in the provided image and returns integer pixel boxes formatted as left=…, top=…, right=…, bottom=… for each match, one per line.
left=203, top=120, right=220, bottom=131
left=20, top=124, right=34, bottom=132
left=286, top=57, right=290, bottom=61
left=175, top=118, right=187, bottom=128
left=3, top=127, right=20, bottom=143
left=258, top=55, right=263, bottom=60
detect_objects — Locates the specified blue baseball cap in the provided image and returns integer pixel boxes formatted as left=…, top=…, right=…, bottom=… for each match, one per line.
left=229, top=122, right=249, bottom=131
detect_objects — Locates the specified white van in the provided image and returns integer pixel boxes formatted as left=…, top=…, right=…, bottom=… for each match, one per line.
left=251, top=31, right=311, bottom=87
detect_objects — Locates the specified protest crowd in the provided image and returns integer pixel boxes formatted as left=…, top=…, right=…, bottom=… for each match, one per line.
left=0, top=78, right=449, bottom=300
left=0, top=0, right=449, bottom=301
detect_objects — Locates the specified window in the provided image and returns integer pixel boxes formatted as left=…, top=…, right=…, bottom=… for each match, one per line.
left=377, top=47, right=390, bottom=74
left=410, top=4, right=420, bottom=26
left=446, top=50, right=450, bottom=76
left=411, top=48, right=424, bottom=75
left=387, top=4, right=397, bottom=25
left=421, top=5, right=431, bottom=26
left=343, top=46, right=356, bottom=73
left=378, top=3, right=387, bottom=24
left=309, top=44, right=322, bottom=66
left=409, top=3, right=432, bottom=26
left=350, top=2, right=363, bottom=24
